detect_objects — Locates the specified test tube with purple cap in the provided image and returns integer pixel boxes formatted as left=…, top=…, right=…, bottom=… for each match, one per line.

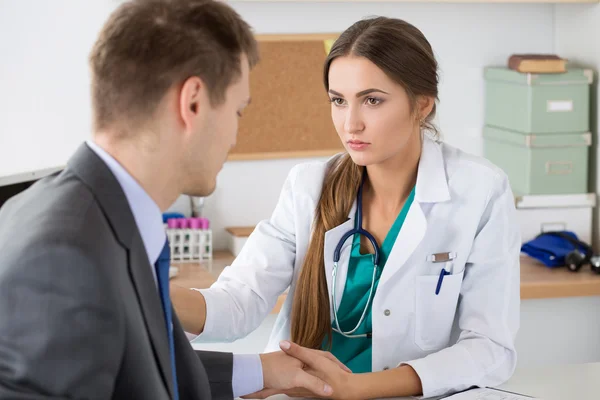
left=201, top=218, right=211, bottom=257
left=189, top=217, right=203, bottom=259
left=167, top=218, right=180, bottom=259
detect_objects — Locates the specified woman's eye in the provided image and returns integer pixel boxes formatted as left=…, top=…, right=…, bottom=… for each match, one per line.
left=366, top=97, right=381, bottom=106
left=330, top=97, right=345, bottom=106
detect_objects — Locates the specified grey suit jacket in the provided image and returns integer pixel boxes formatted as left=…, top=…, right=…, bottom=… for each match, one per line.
left=0, top=144, right=234, bottom=399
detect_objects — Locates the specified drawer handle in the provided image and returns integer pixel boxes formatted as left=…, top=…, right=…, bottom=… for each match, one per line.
left=545, top=161, right=573, bottom=175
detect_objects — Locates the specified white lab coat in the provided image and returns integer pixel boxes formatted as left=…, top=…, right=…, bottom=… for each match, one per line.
left=198, top=136, right=521, bottom=398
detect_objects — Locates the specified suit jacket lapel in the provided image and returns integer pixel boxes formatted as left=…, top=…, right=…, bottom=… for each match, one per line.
left=67, top=143, right=174, bottom=398
left=128, top=233, right=175, bottom=399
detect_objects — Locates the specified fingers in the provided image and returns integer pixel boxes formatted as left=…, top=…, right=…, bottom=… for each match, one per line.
left=283, top=388, right=328, bottom=399
left=248, top=387, right=327, bottom=399
left=280, top=340, right=352, bottom=373
left=292, top=369, right=333, bottom=397
left=320, top=351, right=352, bottom=373
left=280, top=341, right=319, bottom=369
left=241, top=389, right=279, bottom=399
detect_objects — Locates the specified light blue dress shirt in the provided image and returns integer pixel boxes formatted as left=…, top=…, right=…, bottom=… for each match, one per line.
left=86, top=140, right=263, bottom=398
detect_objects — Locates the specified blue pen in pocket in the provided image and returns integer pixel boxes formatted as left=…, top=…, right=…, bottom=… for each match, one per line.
left=435, top=268, right=450, bottom=295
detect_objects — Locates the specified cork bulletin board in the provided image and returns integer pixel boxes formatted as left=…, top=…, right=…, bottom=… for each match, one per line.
left=227, top=33, right=345, bottom=161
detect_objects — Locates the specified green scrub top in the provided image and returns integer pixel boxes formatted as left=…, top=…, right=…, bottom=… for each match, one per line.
left=323, top=187, right=415, bottom=373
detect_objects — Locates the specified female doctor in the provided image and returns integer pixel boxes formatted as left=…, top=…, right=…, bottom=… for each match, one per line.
left=172, top=16, right=521, bottom=399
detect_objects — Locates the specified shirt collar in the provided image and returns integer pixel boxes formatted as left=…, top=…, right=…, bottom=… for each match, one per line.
left=414, top=134, right=451, bottom=204
left=85, top=140, right=166, bottom=266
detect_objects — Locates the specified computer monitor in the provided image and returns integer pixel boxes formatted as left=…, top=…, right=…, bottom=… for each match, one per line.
left=0, top=167, right=63, bottom=209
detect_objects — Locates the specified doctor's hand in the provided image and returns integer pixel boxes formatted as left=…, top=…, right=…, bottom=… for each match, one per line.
left=277, top=340, right=357, bottom=400
left=169, top=283, right=206, bottom=335
left=243, top=345, right=351, bottom=399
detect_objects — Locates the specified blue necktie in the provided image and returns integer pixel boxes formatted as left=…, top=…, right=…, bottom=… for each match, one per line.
left=155, top=240, right=179, bottom=400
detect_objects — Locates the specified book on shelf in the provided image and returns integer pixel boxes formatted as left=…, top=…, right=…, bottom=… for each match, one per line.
left=508, top=54, right=567, bottom=74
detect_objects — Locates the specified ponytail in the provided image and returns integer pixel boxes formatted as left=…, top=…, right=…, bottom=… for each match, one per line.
left=290, top=153, right=362, bottom=349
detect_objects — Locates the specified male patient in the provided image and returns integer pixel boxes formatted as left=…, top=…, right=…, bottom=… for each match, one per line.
left=0, top=0, right=341, bottom=399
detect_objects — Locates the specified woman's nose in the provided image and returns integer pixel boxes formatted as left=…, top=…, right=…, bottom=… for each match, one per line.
left=344, top=107, right=365, bottom=134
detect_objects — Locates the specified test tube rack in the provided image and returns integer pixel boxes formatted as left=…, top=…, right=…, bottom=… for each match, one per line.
left=165, top=218, right=212, bottom=262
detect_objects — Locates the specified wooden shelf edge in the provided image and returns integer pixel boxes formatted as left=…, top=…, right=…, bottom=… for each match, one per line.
left=225, top=226, right=256, bottom=237
left=521, top=282, right=600, bottom=299
left=227, top=149, right=343, bottom=161
left=256, top=33, right=339, bottom=42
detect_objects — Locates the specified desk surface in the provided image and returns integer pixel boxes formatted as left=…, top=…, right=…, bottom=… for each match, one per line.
left=171, top=252, right=600, bottom=310
left=171, top=251, right=286, bottom=314
left=496, top=362, right=600, bottom=400
left=255, top=362, right=600, bottom=400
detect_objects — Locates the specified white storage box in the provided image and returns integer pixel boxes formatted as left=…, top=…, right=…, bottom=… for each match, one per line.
left=515, top=193, right=596, bottom=245
left=226, top=226, right=255, bottom=256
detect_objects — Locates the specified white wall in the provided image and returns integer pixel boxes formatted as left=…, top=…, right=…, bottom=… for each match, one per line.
left=0, top=1, right=562, bottom=250
left=195, top=1, right=557, bottom=250
left=555, top=3, right=600, bottom=251
left=0, top=0, right=120, bottom=178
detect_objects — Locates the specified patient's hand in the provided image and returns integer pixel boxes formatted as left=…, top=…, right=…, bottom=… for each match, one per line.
left=243, top=343, right=352, bottom=399
left=279, top=341, right=357, bottom=400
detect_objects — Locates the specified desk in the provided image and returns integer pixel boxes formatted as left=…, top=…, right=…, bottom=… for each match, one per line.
left=170, top=251, right=235, bottom=288
left=170, top=251, right=286, bottom=314
left=497, top=362, right=600, bottom=400
left=171, top=252, right=600, bottom=312
left=254, top=362, right=600, bottom=400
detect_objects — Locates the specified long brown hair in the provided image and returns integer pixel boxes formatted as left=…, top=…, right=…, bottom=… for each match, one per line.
left=290, top=17, right=440, bottom=349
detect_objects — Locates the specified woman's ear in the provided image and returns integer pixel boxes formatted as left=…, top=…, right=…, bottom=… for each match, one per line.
left=416, top=95, right=435, bottom=122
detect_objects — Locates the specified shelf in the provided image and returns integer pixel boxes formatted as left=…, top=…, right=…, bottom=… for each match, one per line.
left=520, top=255, right=600, bottom=299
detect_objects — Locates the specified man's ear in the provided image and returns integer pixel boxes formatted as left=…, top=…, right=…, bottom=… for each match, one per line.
left=179, top=76, right=205, bottom=131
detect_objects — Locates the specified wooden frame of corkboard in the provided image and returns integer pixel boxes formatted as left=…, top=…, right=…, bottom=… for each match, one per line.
left=227, top=33, right=345, bottom=161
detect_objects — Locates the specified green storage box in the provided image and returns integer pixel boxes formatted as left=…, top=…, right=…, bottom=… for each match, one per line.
left=484, top=67, right=592, bottom=133
left=483, top=126, right=591, bottom=195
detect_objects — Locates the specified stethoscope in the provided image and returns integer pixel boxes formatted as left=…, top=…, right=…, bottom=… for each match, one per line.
left=331, top=173, right=381, bottom=339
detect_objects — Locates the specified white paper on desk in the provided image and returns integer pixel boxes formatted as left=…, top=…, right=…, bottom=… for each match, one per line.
left=444, top=388, right=538, bottom=400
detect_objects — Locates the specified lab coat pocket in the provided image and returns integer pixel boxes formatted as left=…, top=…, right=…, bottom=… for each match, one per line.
left=414, top=268, right=464, bottom=352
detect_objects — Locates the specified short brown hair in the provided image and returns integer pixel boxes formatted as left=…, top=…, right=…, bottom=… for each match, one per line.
left=89, top=0, right=259, bottom=132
